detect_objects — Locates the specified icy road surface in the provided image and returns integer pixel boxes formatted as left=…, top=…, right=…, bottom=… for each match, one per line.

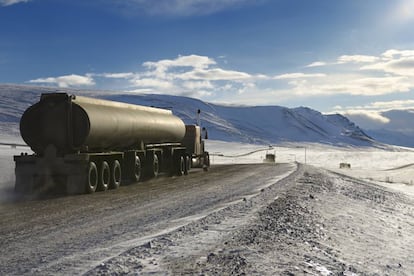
left=0, top=163, right=295, bottom=275
left=86, top=164, right=414, bottom=276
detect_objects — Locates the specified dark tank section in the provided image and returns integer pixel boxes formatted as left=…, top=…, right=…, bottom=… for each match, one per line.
left=20, top=93, right=186, bottom=155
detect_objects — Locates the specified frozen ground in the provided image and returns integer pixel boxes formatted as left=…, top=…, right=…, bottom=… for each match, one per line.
left=3, top=139, right=413, bottom=200
left=1, top=139, right=414, bottom=274
left=86, top=149, right=414, bottom=275
left=208, top=140, right=414, bottom=198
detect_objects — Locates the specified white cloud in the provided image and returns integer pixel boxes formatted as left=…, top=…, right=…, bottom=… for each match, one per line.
left=339, top=109, right=390, bottom=129
left=277, top=73, right=414, bottom=98
left=274, top=72, right=326, bottom=80
left=237, top=82, right=256, bottom=95
left=365, top=100, right=414, bottom=111
left=182, top=80, right=214, bottom=90
left=341, top=109, right=390, bottom=124
left=306, top=61, right=326, bottom=67
left=130, top=78, right=174, bottom=89
left=351, top=76, right=412, bottom=95
left=180, top=89, right=213, bottom=98
left=142, top=55, right=217, bottom=81
left=121, top=54, right=256, bottom=98
left=275, top=49, right=414, bottom=98
left=334, top=100, right=414, bottom=114
left=126, top=88, right=154, bottom=94
left=331, top=99, right=414, bottom=129
left=144, top=55, right=216, bottom=71
left=0, top=0, right=30, bottom=6
left=27, top=54, right=260, bottom=100
left=178, top=68, right=251, bottom=81
left=337, top=55, right=379, bottom=64
left=25, top=50, right=414, bottom=105
left=361, top=56, right=414, bottom=77
left=381, top=49, right=414, bottom=60
left=29, top=74, right=95, bottom=88
left=101, top=72, right=135, bottom=79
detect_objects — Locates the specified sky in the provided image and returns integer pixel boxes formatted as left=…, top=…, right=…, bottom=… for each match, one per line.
left=1, top=0, right=414, bottom=128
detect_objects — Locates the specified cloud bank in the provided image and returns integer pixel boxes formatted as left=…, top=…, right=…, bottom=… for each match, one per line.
left=29, top=74, right=95, bottom=88
left=28, top=49, right=414, bottom=114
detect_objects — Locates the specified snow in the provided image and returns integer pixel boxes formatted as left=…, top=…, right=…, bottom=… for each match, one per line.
left=0, top=84, right=379, bottom=147
left=204, top=140, right=414, bottom=198
left=0, top=144, right=30, bottom=203
left=1, top=138, right=414, bottom=203
left=1, top=86, right=414, bottom=274
left=3, top=83, right=412, bottom=200
left=5, top=136, right=412, bottom=197
left=2, top=83, right=411, bottom=199
left=304, top=260, right=332, bottom=276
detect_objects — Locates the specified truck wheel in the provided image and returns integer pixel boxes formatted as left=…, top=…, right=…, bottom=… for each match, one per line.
left=98, top=161, right=110, bottom=191
left=152, top=154, right=159, bottom=178
left=86, top=161, right=98, bottom=193
left=111, top=160, right=122, bottom=189
left=134, top=156, right=142, bottom=182
left=203, top=152, right=210, bottom=171
left=177, top=155, right=185, bottom=176
left=185, top=155, right=190, bottom=175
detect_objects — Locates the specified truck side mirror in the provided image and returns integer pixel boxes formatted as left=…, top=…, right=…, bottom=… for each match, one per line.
left=202, top=127, right=208, bottom=139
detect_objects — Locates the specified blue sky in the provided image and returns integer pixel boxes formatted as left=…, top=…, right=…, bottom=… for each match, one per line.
left=1, top=0, right=414, bottom=128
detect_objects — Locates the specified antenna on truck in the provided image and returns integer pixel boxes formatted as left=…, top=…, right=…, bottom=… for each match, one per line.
left=196, top=109, right=208, bottom=139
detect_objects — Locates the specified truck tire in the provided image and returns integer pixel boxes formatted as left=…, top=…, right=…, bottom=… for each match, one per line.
left=134, top=156, right=142, bottom=182
left=203, top=152, right=210, bottom=171
left=185, top=155, right=190, bottom=175
left=86, top=161, right=98, bottom=193
left=152, top=154, right=159, bottom=178
left=98, top=161, right=110, bottom=191
left=177, top=155, right=185, bottom=176
left=111, top=160, right=122, bottom=189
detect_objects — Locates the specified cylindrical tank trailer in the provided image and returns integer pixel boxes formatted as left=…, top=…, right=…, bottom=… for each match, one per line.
left=14, top=93, right=210, bottom=195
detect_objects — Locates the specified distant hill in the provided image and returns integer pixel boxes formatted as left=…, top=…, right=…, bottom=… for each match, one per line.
left=0, top=84, right=381, bottom=147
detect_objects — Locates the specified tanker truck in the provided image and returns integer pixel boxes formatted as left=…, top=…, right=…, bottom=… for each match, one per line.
left=14, top=93, right=210, bottom=195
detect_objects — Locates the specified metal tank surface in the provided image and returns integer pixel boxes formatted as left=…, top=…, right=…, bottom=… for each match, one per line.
left=20, top=93, right=186, bottom=155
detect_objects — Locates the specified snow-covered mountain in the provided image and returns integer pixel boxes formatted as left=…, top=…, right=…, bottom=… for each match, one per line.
left=0, top=84, right=376, bottom=147
left=105, top=93, right=374, bottom=146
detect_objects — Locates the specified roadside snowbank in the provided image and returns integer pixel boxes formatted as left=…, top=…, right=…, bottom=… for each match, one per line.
left=207, top=140, right=414, bottom=198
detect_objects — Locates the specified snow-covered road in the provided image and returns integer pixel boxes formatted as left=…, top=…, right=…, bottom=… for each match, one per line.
left=0, top=163, right=295, bottom=275
left=86, top=164, right=414, bottom=275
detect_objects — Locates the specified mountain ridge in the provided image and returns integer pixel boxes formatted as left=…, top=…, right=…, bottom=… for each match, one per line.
left=0, top=84, right=385, bottom=147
